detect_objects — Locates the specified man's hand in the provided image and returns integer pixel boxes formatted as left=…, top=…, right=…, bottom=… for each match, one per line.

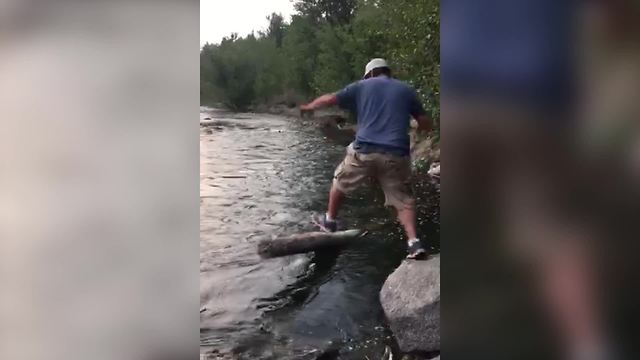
left=414, top=114, right=433, bottom=133
left=300, top=93, right=338, bottom=112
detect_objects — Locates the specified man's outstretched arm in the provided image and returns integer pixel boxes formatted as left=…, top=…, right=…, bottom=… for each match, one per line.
left=300, top=93, right=338, bottom=111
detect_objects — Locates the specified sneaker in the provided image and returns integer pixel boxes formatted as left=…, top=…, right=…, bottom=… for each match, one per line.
left=406, top=240, right=427, bottom=260
left=311, top=213, right=337, bottom=233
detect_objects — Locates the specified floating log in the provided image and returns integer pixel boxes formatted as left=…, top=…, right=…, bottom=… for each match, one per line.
left=257, top=229, right=364, bottom=258
left=200, top=119, right=216, bottom=126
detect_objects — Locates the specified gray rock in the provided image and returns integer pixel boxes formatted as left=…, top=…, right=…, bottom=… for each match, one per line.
left=427, top=162, right=440, bottom=177
left=380, top=255, right=440, bottom=353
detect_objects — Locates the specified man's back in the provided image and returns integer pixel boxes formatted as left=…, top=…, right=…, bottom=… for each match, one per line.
left=336, top=76, right=425, bottom=156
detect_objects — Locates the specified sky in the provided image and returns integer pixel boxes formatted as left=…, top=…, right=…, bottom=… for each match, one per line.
left=200, top=0, right=296, bottom=47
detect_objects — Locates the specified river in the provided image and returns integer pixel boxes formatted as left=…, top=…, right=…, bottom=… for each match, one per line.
left=200, top=107, right=439, bottom=359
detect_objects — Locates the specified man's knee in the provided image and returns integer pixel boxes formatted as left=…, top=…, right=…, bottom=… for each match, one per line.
left=399, top=197, right=416, bottom=211
left=387, top=193, right=416, bottom=212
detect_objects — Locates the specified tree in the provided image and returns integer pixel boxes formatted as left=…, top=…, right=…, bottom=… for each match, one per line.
left=254, top=39, right=286, bottom=104
left=282, top=15, right=319, bottom=96
left=294, top=0, right=358, bottom=26
left=383, top=0, right=440, bottom=124
left=313, top=25, right=355, bottom=93
left=347, top=0, right=390, bottom=76
left=200, top=34, right=258, bottom=111
left=266, top=12, right=286, bottom=48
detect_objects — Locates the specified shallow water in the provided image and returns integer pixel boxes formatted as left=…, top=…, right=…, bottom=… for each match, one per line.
left=200, top=107, right=439, bottom=359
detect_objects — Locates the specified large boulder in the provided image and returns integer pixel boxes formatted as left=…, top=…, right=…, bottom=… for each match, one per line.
left=380, top=255, right=440, bottom=353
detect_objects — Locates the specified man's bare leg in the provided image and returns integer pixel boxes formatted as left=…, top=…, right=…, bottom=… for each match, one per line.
left=396, top=207, right=418, bottom=240
left=326, top=184, right=344, bottom=220
left=504, top=174, right=607, bottom=360
left=539, top=237, right=607, bottom=360
left=397, top=204, right=426, bottom=258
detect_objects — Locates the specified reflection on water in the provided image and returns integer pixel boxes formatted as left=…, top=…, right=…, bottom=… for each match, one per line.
left=200, top=107, right=439, bottom=359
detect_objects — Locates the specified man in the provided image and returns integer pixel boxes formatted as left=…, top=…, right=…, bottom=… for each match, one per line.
left=300, top=58, right=433, bottom=259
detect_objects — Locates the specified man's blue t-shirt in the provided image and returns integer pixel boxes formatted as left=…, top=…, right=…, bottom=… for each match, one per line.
left=336, top=76, right=425, bottom=157
left=441, top=0, right=576, bottom=111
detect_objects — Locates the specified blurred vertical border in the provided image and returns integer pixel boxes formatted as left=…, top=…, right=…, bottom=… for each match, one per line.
left=441, top=0, right=640, bottom=359
left=0, top=1, right=200, bottom=359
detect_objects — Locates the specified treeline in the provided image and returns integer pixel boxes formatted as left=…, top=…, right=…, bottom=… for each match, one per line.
left=200, top=0, right=439, bottom=123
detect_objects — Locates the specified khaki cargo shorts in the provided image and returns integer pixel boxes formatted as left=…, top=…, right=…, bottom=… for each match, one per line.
left=333, top=144, right=415, bottom=210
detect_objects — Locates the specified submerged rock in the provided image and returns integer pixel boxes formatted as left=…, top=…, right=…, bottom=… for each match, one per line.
left=300, top=108, right=315, bottom=118
left=316, top=115, right=347, bottom=128
left=379, top=256, right=440, bottom=353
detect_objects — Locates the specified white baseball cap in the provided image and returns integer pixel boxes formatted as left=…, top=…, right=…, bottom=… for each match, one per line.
left=363, top=58, right=389, bottom=78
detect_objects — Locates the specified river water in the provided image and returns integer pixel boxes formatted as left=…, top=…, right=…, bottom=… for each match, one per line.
left=200, top=107, right=439, bottom=359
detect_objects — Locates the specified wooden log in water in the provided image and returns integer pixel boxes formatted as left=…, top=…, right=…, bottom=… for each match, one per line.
left=257, top=229, right=364, bottom=258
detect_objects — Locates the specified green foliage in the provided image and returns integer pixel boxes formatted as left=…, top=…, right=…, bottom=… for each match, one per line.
left=253, top=40, right=286, bottom=104
left=282, top=15, right=318, bottom=96
left=200, top=0, right=439, bottom=125
left=294, top=0, right=357, bottom=26
left=345, top=0, right=389, bottom=76
left=312, top=25, right=354, bottom=93
left=383, top=0, right=440, bottom=126
left=200, top=36, right=257, bottom=111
